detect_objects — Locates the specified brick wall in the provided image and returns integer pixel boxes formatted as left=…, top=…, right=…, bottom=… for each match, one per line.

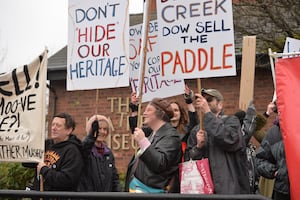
left=48, top=67, right=276, bottom=174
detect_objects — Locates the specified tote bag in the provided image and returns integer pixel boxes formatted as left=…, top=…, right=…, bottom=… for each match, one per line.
left=179, top=158, right=214, bottom=194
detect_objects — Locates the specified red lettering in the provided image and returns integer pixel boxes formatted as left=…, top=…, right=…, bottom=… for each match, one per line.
left=197, top=48, right=208, bottom=71
left=107, top=23, right=116, bottom=40
left=161, top=44, right=233, bottom=76
left=161, top=51, right=173, bottom=76
left=77, top=24, right=116, bottom=43
left=95, top=25, right=106, bottom=42
left=210, top=47, right=221, bottom=70
left=173, top=51, right=184, bottom=75
left=129, top=35, right=158, bottom=60
left=184, top=49, right=195, bottom=73
left=223, top=43, right=233, bottom=69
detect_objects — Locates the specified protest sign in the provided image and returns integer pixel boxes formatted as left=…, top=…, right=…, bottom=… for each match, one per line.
left=0, top=50, right=47, bottom=162
left=283, top=37, right=300, bottom=53
left=67, top=0, right=130, bottom=90
left=156, top=0, right=236, bottom=79
left=129, top=20, right=185, bottom=102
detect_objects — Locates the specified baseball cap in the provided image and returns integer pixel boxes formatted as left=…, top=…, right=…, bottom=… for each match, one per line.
left=201, top=88, right=224, bottom=101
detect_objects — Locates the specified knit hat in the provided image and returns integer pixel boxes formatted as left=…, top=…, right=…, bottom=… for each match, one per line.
left=150, top=98, right=174, bottom=122
left=86, top=115, right=110, bottom=134
left=201, top=88, right=224, bottom=101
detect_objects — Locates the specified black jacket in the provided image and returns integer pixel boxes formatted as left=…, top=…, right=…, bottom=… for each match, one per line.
left=77, top=134, right=121, bottom=192
left=125, top=123, right=182, bottom=191
left=23, top=134, right=84, bottom=191
left=186, top=112, right=250, bottom=194
left=256, top=123, right=290, bottom=195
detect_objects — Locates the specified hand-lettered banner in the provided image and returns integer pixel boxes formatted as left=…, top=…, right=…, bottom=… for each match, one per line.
left=129, top=20, right=185, bottom=102
left=156, top=0, right=236, bottom=79
left=0, top=50, right=47, bottom=162
left=67, top=0, right=130, bottom=90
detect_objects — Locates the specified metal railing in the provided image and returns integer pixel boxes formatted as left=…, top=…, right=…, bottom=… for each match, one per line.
left=0, top=190, right=271, bottom=200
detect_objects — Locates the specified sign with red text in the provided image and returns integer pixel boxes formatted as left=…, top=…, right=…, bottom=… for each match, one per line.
left=156, top=0, right=236, bottom=79
left=0, top=51, right=47, bottom=162
left=129, top=20, right=185, bottom=102
left=67, top=0, right=129, bottom=90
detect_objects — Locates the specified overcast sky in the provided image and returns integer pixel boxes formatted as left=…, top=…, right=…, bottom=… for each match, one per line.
left=0, top=0, right=143, bottom=73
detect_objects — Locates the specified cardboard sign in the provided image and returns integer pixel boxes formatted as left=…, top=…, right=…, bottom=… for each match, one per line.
left=67, top=0, right=130, bottom=90
left=239, top=36, right=256, bottom=110
left=129, top=20, right=185, bottom=102
left=156, top=0, right=236, bottom=79
left=0, top=51, right=47, bottom=162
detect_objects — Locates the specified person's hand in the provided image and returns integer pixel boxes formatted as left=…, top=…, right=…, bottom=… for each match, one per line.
left=37, top=162, right=46, bottom=175
left=133, top=127, right=146, bottom=143
left=194, top=93, right=210, bottom=113
left=266, top=102, right=275, bottom=116
left=184, top=84, right=194, bottom=104
left=184, top=84, right=191, bottom=95
left=196, top=129, right=206, bottom=148
left=90, top=119, right=99, bottom=138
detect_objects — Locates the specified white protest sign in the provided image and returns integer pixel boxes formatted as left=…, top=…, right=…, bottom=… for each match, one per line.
left=0, top=51, right=47, bottom=162
left=283, top=37, right=300, bottom=53
left=67, top=0, right=130, bottom=90
left=129, top=20, right=185, bottom=102
left=156, top=0, right=236, bottom=79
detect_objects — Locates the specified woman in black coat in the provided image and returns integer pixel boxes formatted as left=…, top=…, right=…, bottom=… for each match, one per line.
left=77, top=115, right=121, bottom=192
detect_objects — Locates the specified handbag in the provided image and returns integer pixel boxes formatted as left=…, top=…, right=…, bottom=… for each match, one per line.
left=129, top=176, right=165, bottom=193
left=179, top=158, right=214, bottom=194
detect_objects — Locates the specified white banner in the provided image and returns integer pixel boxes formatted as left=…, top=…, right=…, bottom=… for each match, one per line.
left=129, top=20, right=185, bottom=102
left=67, top=0, right=130, bottom=90
left=283, top=37, right=300, bottom=53
left=0, top=50, right=47, bottom=162
left=156, top=0, right=236, bottom=79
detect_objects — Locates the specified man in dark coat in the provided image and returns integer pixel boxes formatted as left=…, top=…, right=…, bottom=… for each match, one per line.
left=187, top=89, right=250, bottom=194
left=256, top=119, right=290, bottom=200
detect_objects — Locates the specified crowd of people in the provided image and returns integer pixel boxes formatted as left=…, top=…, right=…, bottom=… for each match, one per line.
left=22, top=86, right=290, bottom=200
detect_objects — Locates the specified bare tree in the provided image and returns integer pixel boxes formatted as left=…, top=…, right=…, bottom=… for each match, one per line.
left=233, top=0, right=300, bottom=52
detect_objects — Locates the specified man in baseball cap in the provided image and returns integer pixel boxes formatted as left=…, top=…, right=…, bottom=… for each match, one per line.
left=188, top=88, right=250, bottom=194
left=201, top=88, right=224, bottom=102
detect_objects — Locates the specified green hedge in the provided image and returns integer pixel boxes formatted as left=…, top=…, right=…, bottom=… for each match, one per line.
left=0, top=162, right=127, bottom=191
left=0, top=163, right=34, bottom=190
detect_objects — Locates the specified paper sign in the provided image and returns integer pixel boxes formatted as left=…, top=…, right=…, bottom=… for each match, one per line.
left=129, top=20, right=185, bottom=102
left=283, top=37, right=300, bottom=53
left=156, top=0, right=236, bottom=79
left=0, top=51, right=47, bottom=162
left=67, top=0, right=130, bottom=90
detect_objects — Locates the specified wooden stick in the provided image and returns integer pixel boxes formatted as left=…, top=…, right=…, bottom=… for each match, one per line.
left=95, top=89, right=99, bottom=114
left=137, top=0, right=152, bottom=128
left=197, top=78, right=203, bottom=130
left=39, top=174, right=44, bottom=200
